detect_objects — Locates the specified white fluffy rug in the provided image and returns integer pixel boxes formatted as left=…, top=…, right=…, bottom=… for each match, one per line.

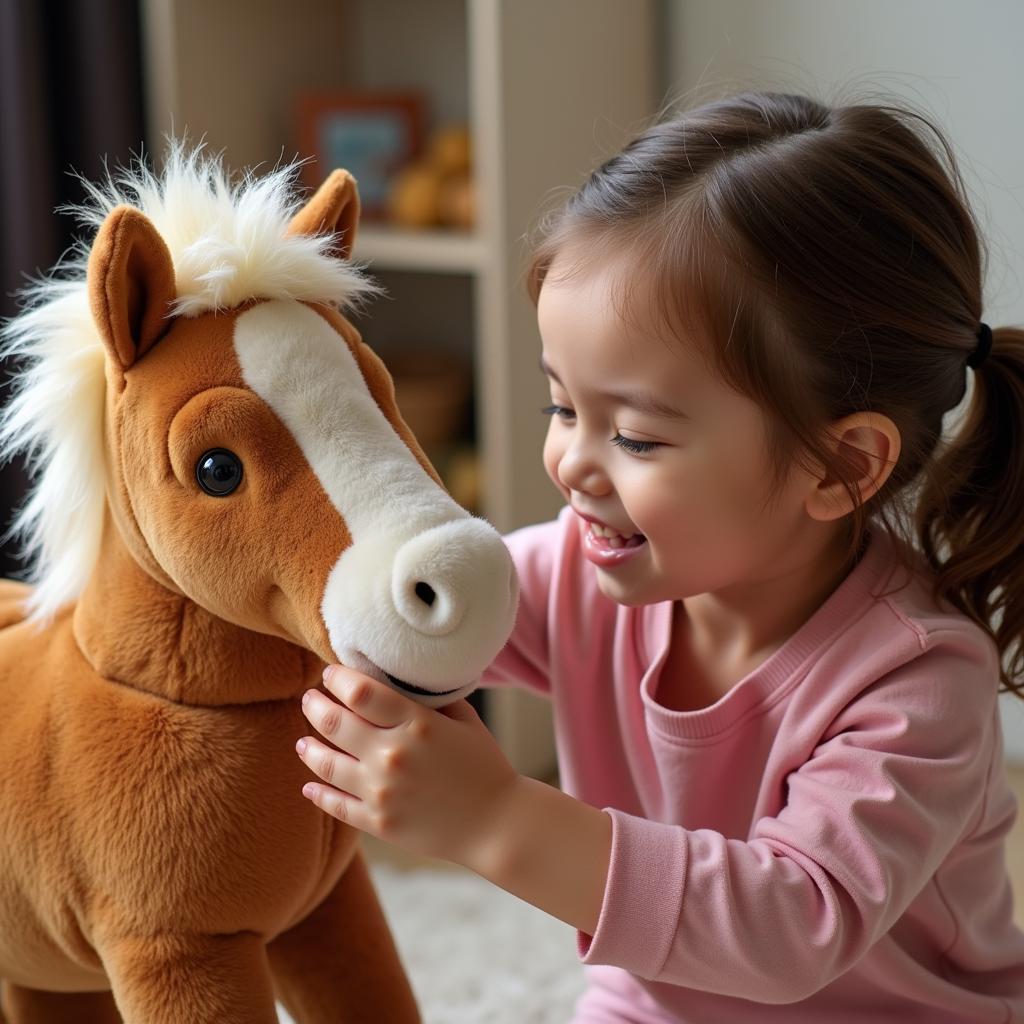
left=277, top=864, right=587, bottom=1023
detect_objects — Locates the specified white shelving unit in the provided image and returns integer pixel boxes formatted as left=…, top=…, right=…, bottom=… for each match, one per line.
left=355, top=226, right=487, bottom=275
left=140, top=0, right=656, bottom=778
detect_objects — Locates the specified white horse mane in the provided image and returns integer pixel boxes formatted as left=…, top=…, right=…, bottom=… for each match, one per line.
left=0, top=142, right=381, bottom=622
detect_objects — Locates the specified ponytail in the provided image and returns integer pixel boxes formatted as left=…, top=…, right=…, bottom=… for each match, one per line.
left=916, top=327, right=1024, bottom=695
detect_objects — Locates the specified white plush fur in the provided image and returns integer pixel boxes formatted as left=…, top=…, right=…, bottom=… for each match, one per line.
left=0, top=282, right=107, bottom=621
left=0, top=143, right=381, bottom=622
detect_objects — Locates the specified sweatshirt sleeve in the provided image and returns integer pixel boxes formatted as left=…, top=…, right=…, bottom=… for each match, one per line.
left=478, top=517, right=562, bottom=697
left=578, top=637, right=1001, bottom=1004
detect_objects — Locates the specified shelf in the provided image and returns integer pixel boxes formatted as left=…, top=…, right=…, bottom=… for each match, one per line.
left=353, top=225, right=488, bottom=275
left=139, top=0, right=656, bottom=781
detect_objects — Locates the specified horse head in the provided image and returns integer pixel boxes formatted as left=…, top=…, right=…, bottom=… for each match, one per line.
left=5, top=147, right=518, bottom=708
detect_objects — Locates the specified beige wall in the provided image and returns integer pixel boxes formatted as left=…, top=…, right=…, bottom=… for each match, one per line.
left=662, top=0, right=1024, bottom=759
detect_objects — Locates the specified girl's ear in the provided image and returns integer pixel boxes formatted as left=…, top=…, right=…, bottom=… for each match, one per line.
left=805, top=413, right=902, bottom=521
left=286, top=169, right=361, bottom=260
left=87, top=205, right=176, bottom=374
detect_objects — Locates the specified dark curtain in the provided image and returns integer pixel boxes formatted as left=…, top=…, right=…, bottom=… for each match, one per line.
left=0, top=0, right=145, bottom=578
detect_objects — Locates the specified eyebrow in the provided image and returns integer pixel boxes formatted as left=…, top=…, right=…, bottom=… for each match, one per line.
left=539, top=355, right=690, bottom=420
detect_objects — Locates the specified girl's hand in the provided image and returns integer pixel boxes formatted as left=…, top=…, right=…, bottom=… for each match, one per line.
left=297, top=665, right=521, bottom=869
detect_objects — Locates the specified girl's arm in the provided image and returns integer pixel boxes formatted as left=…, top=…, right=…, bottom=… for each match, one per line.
left=298, top=639, right=1005, bottom=1004
left=297, top=666, right=611, bottom=935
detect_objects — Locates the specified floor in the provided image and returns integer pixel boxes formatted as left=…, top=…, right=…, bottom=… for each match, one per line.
left=365, top=763, right=1024, bottom=929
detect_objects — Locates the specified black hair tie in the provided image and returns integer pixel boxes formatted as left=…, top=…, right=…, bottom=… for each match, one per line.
left=967, top=322, right=993, bottom=369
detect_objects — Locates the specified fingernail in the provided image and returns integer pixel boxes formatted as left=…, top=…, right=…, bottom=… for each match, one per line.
left=323, top=665, right=334, bottom=682
left=296, top=738, right=307, bottom=755
left=302, top=783, right=317, bottom=799
left=302, top=690, right=312, bottom=707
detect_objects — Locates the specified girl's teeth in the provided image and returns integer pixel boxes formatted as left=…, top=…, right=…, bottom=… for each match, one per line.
left=590, top=522, right=642, bottom=543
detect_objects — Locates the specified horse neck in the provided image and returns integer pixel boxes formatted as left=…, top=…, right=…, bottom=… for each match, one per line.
left=72, top=512, right=320, bottom=705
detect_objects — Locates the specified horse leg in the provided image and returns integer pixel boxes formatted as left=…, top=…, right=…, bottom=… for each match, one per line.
left=267, top=848, right=420, bottom=1024
left=99, top=931, right=278, bottom=1023
left=0, top=983, right=121, bottom=1024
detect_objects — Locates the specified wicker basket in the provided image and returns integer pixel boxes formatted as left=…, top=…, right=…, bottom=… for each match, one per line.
left=388, top=350, right=472, bottom=447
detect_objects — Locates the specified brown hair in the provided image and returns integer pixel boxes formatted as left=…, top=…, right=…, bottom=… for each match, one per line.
left=526, top=90, right=1024, bottom=697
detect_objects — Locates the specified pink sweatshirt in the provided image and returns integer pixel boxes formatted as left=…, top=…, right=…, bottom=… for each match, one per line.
left=481, top=504, right=1024, bottom=1023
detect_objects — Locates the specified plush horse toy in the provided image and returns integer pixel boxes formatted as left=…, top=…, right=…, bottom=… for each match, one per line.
left=0, top=146, right=518, bottom=1023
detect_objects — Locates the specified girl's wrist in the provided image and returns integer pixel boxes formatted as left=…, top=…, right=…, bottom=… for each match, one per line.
left=462, top=774, right=613, bottom=934
left=455, top=772, right=530, bottom=877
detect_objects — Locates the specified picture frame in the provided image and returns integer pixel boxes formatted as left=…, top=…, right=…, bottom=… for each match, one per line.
left=295, top=91, right=425, bottom=221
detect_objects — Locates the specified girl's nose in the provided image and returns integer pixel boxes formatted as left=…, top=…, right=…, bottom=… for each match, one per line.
left=557, top=436, right=610, bottom=496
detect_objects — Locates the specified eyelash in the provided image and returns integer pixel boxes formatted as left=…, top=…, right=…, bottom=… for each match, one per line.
left=540, top=405, right=661, bottom=454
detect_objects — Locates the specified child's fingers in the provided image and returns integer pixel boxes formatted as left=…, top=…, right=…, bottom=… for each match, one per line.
left=296, top=735, right=362, bottom=795
left=301, top=780, right=365, bottom=829
left=301, top=690, right=375, bottom=758
left=298, top=745, right=393, bottom=840
left=438, top=698, right=480, bottom=723
left=322, top=666, right=416, bottom=728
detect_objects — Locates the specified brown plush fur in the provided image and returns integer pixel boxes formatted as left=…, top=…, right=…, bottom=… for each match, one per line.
left=0, top=174, right=427, bottom=1022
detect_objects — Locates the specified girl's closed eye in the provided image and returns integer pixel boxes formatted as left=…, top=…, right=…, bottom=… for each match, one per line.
left=541, top=403, right=574, bottom=421
left=611, top=434, right=660, bottom=455
left=541, top=405, right=661, bottom=454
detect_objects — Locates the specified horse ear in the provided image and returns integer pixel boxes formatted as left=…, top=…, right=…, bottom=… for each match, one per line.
left=286, top=170, right=360, bottom=260
left=87, top=205, right=176, bottom=374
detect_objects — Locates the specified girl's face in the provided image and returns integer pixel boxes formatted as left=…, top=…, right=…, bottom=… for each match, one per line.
left=537, top=256, right=822, bottom=609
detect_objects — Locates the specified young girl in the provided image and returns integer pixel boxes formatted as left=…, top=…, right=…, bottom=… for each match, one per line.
left=295, top=90, right=1024, bottom=1021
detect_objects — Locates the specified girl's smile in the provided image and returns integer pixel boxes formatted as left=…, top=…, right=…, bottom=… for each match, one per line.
left=580, top=518, right=648, bottom=567
left=572, top=505, right=648, bottom=567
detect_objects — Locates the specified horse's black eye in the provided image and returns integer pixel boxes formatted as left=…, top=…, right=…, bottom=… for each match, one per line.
left=196, top=449, right=243, bottom=496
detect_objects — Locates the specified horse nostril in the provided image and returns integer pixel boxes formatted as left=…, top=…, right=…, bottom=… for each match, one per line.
left=414, top=581, right=436, bottom=607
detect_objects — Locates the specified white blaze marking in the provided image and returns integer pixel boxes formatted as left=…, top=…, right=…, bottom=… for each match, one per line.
left=233, top=300, right=461, bottom=538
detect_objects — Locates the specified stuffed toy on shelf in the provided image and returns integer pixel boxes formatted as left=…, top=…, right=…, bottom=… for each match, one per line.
left=0, top=144, right=518, bottom=1024
left=385, top=124, right=475, bottom=231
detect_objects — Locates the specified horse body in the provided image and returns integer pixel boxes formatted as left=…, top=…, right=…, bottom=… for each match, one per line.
left=0, top=566, right=357, bottom=998
left=0, top=152, right=518, bottom=1022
